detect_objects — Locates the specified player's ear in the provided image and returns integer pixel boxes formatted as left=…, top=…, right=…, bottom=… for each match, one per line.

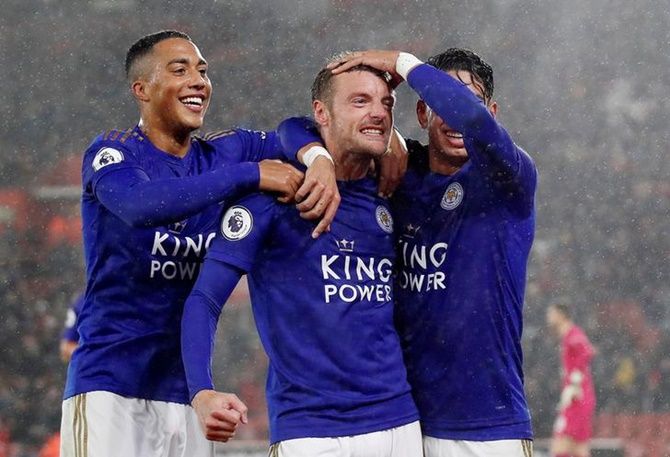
left=313, top=99, right=330, bottom=127
left=416, top=100, right=429, bottom=129
left=488, top=101, right=498, bottom=118
left=131, top=80, right=150, bottom=102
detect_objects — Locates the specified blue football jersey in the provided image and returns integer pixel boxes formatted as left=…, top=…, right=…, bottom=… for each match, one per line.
left=205, top=178, right=418, bottom=443
left=65, top=126, right=281, bottom=404
left=391, top=63, right=538, bottom=440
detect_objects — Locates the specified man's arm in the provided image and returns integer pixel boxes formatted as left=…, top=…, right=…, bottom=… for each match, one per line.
left=330, top=51, right=536, bottom=189
left=94, top=161, right=302, bottom=227
left=181, top=260, right=249, bottom=442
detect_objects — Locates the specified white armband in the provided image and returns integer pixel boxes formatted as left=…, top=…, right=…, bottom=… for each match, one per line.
left=396, top=52, right=423, bottom=81
left=302, top=145, right=334, bottom=167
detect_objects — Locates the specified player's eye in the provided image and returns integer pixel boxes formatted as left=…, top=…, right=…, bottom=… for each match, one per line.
left=173, top=67, right=186, bottom=75
left=199, top=68, right=208, bottom=77
left=352, top=98, right=367, bottom=105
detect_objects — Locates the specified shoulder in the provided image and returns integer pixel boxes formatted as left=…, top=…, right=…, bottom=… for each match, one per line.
left=196, top=128, right=273, bottom=145
left=84, top=127, right=142, bottom=165
left=81, top=127, right=145, bottom=188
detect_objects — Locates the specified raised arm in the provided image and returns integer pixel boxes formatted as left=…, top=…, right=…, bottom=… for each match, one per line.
left=330, top=51, right=536, bottom=187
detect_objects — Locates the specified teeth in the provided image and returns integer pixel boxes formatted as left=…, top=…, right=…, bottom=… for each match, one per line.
left=181, top=97, right=203, bottom=106
left=444, top=132, right=462, bottom=139
left=361, top=129, right=382, bottom=135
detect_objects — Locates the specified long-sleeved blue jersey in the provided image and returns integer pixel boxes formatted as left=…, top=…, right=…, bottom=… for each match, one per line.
left=182, top=178, right=418, bottom=444
left=65, top=126, right=284, bottom=404
left=391, top=63, right=536, bottom=440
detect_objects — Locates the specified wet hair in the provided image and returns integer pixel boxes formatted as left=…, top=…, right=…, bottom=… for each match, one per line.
left=427, top=48, right=494, bottom=102
left=311, top=53, right=392, bottom=106
left=125, top=30, right=192, bottom=80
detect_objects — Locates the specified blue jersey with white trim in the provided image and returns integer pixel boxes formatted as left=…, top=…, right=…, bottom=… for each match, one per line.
left=65, top=126, right=281, bottom=404
left=391, top=63, right=537, bottom=440
left=205, top=178, right=418, bottom=443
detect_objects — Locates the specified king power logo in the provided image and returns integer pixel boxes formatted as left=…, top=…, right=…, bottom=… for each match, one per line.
left=149, top=231, right=217, bottom=280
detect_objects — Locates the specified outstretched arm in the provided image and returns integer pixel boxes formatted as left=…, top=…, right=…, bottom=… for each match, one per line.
left=94, top=161, right=302, bottom=227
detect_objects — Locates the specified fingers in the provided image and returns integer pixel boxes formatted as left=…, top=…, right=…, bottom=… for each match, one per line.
left=330, top=56, right=364, bottom=74
left=296, top=182, right=324, bottom=211
left=224, top=393, right=249, bottom=424
left=311, top=197, right=339, bottom=239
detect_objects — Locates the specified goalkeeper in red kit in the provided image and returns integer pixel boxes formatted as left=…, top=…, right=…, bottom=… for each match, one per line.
left=547, top=303, right=596, bottom=457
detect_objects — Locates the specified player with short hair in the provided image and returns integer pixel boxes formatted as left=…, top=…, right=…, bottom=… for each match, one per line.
left=283, top=48, right=537, bottom=456
left=547, top=303, right=596, bottom=457
left=181, top=60, right=422, bottom=456
left=60, top=30, right=340, bottom=457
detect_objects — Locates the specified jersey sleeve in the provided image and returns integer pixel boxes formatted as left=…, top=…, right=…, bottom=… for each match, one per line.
left=209, top=128, right=285, bottom=162
left=82, top=132, right=261, bottom=228
left=205, top=193, right=277, bottom=271
left=406, top=64, right=537, bottom=201
left=277, top=116, right=323, bottom=160
left=181, top=261, right=245, bottom=399
left=181, top=193, right=276, bottom=400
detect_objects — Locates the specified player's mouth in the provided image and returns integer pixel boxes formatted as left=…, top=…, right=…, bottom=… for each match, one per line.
left=179, top=96, right=206, bottom=113
left=442, top=130, right=464, bottom=148
left=360, top=127, right=386, bottom=139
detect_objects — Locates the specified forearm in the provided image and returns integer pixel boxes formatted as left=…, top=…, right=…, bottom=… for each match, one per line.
left=96, top=163, right=260, bottom=227
left=403, top=59, right=526, bottom=180
left=277, top=116, right=323, bottom=161
left=181, top=260, right=244, bottom=401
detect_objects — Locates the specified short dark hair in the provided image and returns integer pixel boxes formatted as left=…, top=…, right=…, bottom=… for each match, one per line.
left=427, top=48, right=494, bottom=102
left=550, top=302, right=572, bottom=319
left=311, top=54, right=392, bottom=105
left=125, top=30, right=192, bottom=80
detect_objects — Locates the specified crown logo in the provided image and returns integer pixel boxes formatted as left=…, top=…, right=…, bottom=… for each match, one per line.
left=336, top=238, right=355, bottom=252
left=168, top=220, right=187, bottom=234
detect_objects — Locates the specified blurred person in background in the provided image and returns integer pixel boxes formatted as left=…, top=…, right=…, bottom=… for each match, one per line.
left=181, top=61, right=422, bottom=456
left=60, top=29, right=340, bottom=457
left=59, top=291, right=83, bottom=363
left=547, top=302, right=596, bottom=457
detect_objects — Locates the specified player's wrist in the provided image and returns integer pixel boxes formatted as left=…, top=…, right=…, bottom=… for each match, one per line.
left=302, top=145, right=333, bottom=167
left=396, top=52, right=423, bottom=80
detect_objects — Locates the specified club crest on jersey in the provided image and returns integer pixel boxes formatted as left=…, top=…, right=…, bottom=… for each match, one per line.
left=92, top=147, right=124, bottom=171
left=221, top=206, right=253, bottom=241
left=441, top=182, right=464, bottom=210
left=375, top=205, right=393, bottom=234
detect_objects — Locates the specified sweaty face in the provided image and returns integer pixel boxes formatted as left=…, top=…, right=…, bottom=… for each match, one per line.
left=325, top=71, right=394, bottom=158
left=141, top=38, right=212, bottom=134
left=422, top=70, right=492, bottom=164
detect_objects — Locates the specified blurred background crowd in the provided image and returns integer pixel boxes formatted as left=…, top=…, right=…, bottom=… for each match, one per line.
left=0, top=0, right=667, bottom=455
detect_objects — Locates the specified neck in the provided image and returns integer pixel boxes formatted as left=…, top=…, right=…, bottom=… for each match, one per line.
left=558, top=321, right=573, bottom=337
left=429, top=146, right=467, bottom=176
left=322, top=131, right=373, bottom=181
left=138, top=118, right=192, bottom=158
left=332, top=149, right=372, bottom=180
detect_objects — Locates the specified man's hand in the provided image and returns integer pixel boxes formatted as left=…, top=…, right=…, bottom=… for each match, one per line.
left=296, top=145, right=340, bottom=238
left=191, top=390, right=248, bottom=442
left=258, top=160, right=304, bottom=204
left=328, top=50, right=403, bottom=88
left=376, top=129, right=408, bottom=198
left=297, top=156, right=340, bottom=238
